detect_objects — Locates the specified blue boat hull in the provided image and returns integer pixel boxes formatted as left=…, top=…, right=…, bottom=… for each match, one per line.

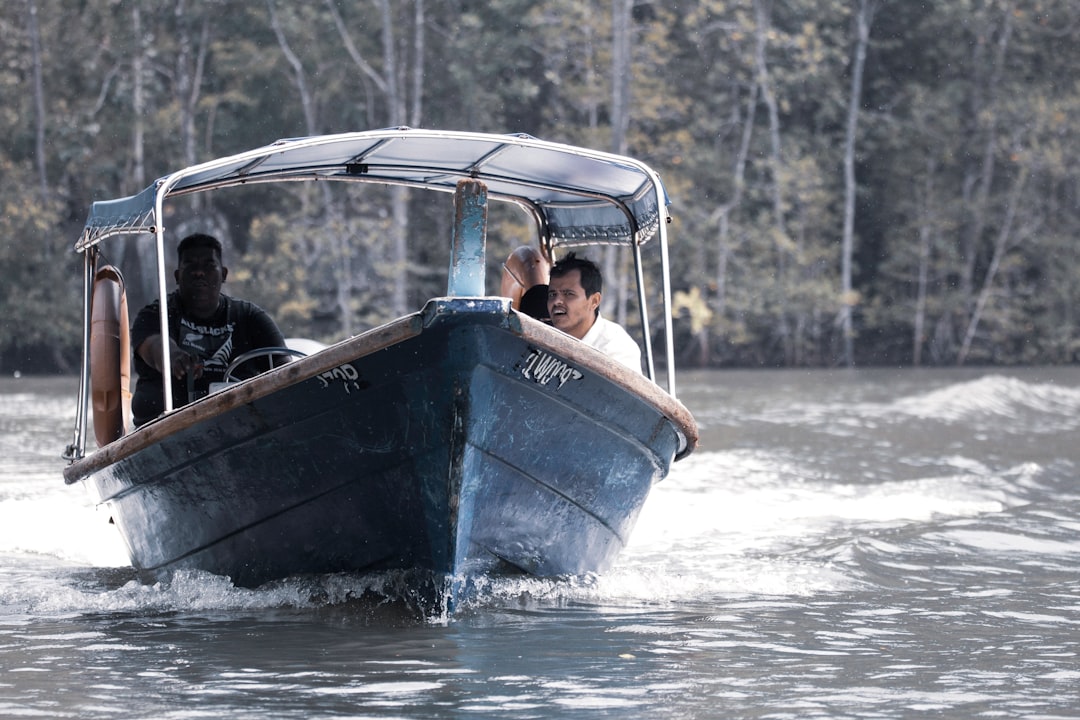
left=65, top=298, right=694, bottom=601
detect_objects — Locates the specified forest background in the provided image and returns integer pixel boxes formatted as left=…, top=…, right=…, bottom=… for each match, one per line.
left=1, top=0, right=1078, bottom=373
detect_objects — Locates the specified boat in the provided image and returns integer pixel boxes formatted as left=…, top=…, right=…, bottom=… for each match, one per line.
left=61, top=128, right=699, bottom=610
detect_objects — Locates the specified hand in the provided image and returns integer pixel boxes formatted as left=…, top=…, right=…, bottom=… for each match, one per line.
left=169, top=347, right=203, bottom=380
left=136, top=335, right=204, bottom=380
left=158, top=338, right=201, bottom=382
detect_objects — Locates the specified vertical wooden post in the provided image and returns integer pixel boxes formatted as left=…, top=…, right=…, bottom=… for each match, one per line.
left=448, top=179, right=487, bottom=297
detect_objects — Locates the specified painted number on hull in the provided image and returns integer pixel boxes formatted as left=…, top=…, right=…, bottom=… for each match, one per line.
left=519, top=349, right=583, bottom=390
left=317, top=364, right=364, bottom=394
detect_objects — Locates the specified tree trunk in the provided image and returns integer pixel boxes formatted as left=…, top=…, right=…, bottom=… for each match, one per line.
left=128, top=3, right=157, bottom=303
left=268, top=1, right=317, bottom=132
left=131, top=4, right=146, bottom=191
left=957, top=163, right=1028, bottom=365
left=269, top=1, right=359, bottom=335
left=611, top=0, right=631, bottom=157
left=840, top=0, right=876, bottom=368
left=326, top=0, right=419, bottom=319
left=608, top=0, right=633, bottom=327
left=711, top=79, right=758, bottom=366
left=26, top=0, right=48, bottom=205
left=958, top=2, right=1015, bottom=335
left=912, top=157, right=937, bottom=367
left=752, top=0, right=791, bottom=361
left=381, top=0, right=409, bottom=317
left=409, top=0, right=425, bottom=127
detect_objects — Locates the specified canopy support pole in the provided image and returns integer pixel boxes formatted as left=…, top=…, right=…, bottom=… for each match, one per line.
left=155, top=194, right=174, bottom=414
left=63, top=248, right=96, bottom=462
left=448, top=179, right=488, bottom=297
left=633, top=244, right=655, bottom=382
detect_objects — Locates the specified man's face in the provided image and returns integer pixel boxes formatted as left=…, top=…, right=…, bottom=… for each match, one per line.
left=547, top=269, right=600, bottom=340
left=175, top=246, right=226, bottom=319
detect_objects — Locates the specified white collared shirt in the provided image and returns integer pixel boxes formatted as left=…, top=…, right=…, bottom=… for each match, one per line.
left=581, top=314, right=642, bottom=373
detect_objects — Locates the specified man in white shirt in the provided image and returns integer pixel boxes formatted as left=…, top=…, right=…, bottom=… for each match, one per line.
left=546, top=253, right=642, bottom=373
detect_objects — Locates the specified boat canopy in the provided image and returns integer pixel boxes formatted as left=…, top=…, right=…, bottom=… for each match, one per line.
left=66, top=129, right=681, bottom=452
left=76, top=128, right=670, bottom=252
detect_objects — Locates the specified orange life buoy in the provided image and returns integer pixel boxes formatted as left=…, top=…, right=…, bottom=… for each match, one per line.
left=90, top=265, right=131, bottom=446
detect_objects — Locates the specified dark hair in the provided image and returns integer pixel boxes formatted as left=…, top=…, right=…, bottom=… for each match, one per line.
left=177, top=233, right=223, bottom=263
left=549, top=252, right=602, bottom=297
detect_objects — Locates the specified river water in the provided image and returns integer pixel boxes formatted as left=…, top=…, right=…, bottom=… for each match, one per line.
left=2, top=367, right=1078, bottom=719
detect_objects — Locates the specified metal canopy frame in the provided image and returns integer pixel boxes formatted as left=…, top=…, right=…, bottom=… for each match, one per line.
left=68, top=128, right=680, bottom=461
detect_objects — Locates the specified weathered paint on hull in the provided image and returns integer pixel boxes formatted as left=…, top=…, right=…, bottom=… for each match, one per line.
left=73, top=300, right=683, bottom=600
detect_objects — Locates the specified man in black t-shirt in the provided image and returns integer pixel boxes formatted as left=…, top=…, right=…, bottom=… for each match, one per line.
left=130, top=233, right=285, bottom=426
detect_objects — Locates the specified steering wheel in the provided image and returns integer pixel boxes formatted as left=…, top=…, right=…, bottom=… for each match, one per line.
left=224, top=346, right=308, bottom=383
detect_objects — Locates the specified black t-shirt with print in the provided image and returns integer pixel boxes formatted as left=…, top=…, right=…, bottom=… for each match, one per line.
left=130, top=291, right=285, bottom=426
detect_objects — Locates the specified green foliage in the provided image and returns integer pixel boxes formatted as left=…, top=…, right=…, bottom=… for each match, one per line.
left=2, top=0, right=1079, bottom=371
left=0, top=159, right=81, bottom=372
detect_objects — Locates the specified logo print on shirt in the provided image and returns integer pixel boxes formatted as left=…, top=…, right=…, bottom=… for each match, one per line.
left=182, top=331, right=208, bottom=353
left=179, top=318, right=235, bottom=372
